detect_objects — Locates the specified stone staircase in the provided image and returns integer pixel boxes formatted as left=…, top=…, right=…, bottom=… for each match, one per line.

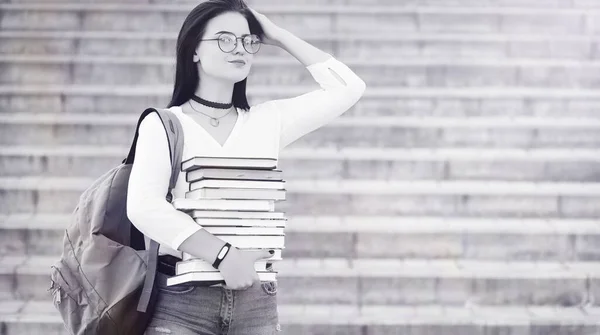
left=2, top=0, right=600, bottom=334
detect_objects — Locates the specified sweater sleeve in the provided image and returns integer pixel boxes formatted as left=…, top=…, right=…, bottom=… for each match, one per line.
left=126, top=113, right=203, bottom=251
left=272, top=55, right=367, bottom=149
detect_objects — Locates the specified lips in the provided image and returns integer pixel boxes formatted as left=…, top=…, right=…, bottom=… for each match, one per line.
left=228, top=60, right=246, bottom=65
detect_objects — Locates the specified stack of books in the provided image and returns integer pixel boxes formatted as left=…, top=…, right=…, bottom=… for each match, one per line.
left=166, top=156, right=286, bottom=287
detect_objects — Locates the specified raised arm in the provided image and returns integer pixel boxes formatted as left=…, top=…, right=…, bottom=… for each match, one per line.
left=249, top=8, right=367, bottom=148
left=275, top=56, right=366, bottom=148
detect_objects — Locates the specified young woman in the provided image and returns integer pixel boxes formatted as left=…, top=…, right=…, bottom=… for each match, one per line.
left=126, top=0, right=366, bottom=334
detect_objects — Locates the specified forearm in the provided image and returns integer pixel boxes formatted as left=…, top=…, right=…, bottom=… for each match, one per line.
left=273, top=28, right=332, bottom=67
left=178, top=228, right=227, bottom=264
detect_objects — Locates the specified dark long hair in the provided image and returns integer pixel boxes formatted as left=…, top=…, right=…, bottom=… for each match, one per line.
left=167, top=0, right=264, bottom=110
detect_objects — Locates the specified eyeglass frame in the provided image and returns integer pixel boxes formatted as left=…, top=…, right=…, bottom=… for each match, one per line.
left=199, top=32, right=262, bottom=54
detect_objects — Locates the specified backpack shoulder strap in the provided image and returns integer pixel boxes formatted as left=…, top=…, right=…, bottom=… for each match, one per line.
left=123, top=107, right=185, bottom=314
left=152, top=108, right=184, bottom=199
left=124, top=107, right=184, bottom=198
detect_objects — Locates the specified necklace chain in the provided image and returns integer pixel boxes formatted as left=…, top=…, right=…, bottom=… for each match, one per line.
left=188, top=101, right=233, bottom=127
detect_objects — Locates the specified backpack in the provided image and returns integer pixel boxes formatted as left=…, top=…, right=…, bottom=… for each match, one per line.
left=48, top=107, right=184, bottom=335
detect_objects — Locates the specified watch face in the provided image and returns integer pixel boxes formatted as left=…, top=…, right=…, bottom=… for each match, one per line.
left=218, top=246, right=229, bottom=258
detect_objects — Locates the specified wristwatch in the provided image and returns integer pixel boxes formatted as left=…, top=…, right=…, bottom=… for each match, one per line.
left=212, top=242, right=232, bottom=269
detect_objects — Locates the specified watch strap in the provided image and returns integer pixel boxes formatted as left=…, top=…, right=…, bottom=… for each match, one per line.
left=212, top=242, right=232, bottom=269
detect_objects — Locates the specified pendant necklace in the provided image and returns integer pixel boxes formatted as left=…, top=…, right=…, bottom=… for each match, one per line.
left=188, top=95, right=233, bottom=127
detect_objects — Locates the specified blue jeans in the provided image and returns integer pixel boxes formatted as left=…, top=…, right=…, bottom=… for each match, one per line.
left=144, top=271, right=281, bottom=335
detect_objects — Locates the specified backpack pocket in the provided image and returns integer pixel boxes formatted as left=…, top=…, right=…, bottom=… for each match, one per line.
left=49, top=260, right=91, bottom=333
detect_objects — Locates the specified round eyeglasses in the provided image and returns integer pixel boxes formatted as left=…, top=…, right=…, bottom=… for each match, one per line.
left=200, top=32, right=262, bottom=54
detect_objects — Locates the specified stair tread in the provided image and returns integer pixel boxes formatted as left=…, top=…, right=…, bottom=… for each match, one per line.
left=3, top=85, right=600, bottom=98
left=4, top=54, right=600, bottom=67
left=4, top=254, right=600, bottom=278
left=0, top=30, right=594, bottom=42
left=1, top=300, right=599, bottom=325
left=0, top=3, right=593, bottom=13
left=1, top=213, right=599, bottom=234
left=4, top=113, right=600, bottom=128
left=4, top=145, right=600, bottom=162
left=0, top=3, right=597, bottom=16
left=2, top=177, right=600, bottom=195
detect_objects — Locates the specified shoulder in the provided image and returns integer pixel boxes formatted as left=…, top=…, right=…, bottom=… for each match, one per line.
left=245, top=100, right=280, bottom=119
left=248, top=100, right=275, bottom=112
left=137, top=109, right=179, bottom=142
left=140, top=106, right=183, bottom=130
left=139, top=111, right=163, bottom=132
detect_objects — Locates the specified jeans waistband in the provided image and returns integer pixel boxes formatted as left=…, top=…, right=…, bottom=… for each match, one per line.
left=157, top=254, right=181, bottom=276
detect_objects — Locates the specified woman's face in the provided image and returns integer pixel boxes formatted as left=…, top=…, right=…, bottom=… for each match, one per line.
left=195, top=12, right=255, bottom=83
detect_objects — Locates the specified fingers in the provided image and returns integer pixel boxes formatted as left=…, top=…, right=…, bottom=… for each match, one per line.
left=222, top=281, right=257, bottom=290
left=251, top=249, right=273, bottom=260
left=263, top=249, right=275, bottom=260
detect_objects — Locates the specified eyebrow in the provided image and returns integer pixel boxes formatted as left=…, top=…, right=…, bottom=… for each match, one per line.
left=214, top=30, right=251, bottom=36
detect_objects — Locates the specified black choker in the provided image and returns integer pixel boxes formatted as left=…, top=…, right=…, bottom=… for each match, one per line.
left=191, top=95, right=233, bottom=109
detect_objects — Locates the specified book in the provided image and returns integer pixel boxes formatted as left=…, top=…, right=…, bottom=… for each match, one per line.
left=182, top=156, right=277, bottom=172
left=167, top=157, right=287, bottom=286
left=190, top=210, right=285, bottom=220
left=194, top=218, right=286, bottom=228
left=182, top=249, right=283, bottom=262
left=212, top=235, right=285, bottom=249
left=189, top=179, right=285, bottom=191
left=172, top=198, right=275, bottom=212
left=166, top=271, right=277, bottom=287
left=186, top=168, right=283, bottom=183
left=186, top=188, right=286, bottom=201
left=176, top=259, right=278, bottom=275
left=203, top=226, right=284, bottom=236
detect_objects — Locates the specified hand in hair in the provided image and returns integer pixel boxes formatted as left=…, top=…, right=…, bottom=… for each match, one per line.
left=248, top=7, right=283, bottom=48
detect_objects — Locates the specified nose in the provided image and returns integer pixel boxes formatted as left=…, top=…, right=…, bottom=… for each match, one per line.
left=232, top=39, right=246, bottom=55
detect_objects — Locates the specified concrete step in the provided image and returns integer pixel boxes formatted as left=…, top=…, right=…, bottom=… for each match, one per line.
left=0, top=31, right=595, bottom=60
left=5, top=55, right=600, bottom=88
left=2, top=214, right=599, bottom=261
left=3, top=145, right=600, bottom=182
left=0, top=0, right=593, bottom=8
left=254, top=0, right=600, bottom=9
left=0, top=4, right=588, bottom=35
left=5, top=85, right=600, bottom=119
left=2, top=255, right=599, bottom=306
left=343, top=0, right=592, bottom=8
left=1, top=300, right=598, bottom=335
left=5, top=114, right=600, bottom=149
left=0, top=0, right=590, bottom=8
left=2, top=177, right=600, bottom=217
left=3, top=113, right=600, bottom=148
left=7, top=112, right=600, bottom=127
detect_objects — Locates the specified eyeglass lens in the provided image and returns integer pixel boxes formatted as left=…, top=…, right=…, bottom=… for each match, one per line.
left=218, top=33, right=261, bottom=54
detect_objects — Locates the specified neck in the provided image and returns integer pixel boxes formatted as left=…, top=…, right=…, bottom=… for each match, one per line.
left=193, top=73, right=234, bottom=107
left=187, top=73, right=235, bottom=118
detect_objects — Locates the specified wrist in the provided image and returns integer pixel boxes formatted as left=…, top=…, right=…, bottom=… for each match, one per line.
left=270, top=27, right=288, bottom=48
left=212, top=242, right=232, bottom=270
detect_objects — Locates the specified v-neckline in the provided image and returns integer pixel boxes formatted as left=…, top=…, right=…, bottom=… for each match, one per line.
left=176, top=105, right=242, bottom=148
